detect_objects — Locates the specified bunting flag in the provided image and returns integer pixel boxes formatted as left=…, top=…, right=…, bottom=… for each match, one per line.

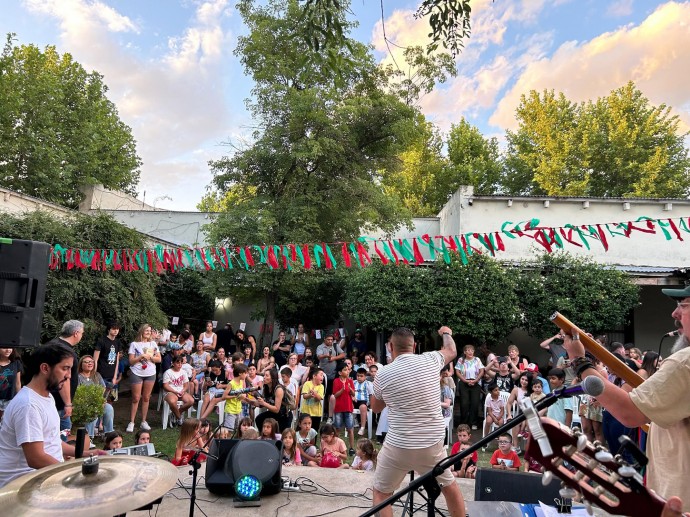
left=46, top=215, right=690, bottom=274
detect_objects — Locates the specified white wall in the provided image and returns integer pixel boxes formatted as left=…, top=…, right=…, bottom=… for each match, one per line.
left=441, top=189, right=690, bottom=268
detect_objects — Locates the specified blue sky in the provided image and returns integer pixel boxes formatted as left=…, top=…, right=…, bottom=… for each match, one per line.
left=2, top=1, right=689, bottom=211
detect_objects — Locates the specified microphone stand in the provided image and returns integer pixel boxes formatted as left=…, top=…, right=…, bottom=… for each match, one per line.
left=188, top=421, right=225, bottom=517
left=360, top=387, right=576, bottom=517
left=657, top=333, right=673, bottom=361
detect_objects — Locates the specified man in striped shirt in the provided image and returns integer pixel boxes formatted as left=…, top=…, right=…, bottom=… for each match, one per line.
left=370, top=327, right=466, bottom=517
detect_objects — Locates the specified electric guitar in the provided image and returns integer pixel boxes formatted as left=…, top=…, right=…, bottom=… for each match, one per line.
left=522, top=398, right=666, bottom=516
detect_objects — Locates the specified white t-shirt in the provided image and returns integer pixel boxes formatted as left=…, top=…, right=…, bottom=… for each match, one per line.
left=373, top=351, right=446, bottom=449
left=128, top=341, right=159, bottom=378
left=163, top=368, right=187, bottom=394
left=0, top=387, right=63, bottom=487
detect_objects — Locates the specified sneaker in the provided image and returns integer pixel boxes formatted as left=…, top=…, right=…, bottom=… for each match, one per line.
left=471, top=425, right=478, bottom=430
left=515, top=447, right=523, bottom=455
left=140, top=421, right=151, bottom=431
left=126, top=422, right=135, bottom=433
left=348, top=448, right=355, bottom=456
left=326, top=417, right=333, bottom=425
left=358, top=427, right=366, bottom=436
left=178, top=416, right=185, bottom=426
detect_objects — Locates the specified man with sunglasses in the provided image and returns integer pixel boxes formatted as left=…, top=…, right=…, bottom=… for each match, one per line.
left=563, top=286, right=690, bottom=513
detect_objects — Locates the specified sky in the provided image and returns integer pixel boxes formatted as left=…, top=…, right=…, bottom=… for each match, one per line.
left=2, top=0, right=689, bottom=211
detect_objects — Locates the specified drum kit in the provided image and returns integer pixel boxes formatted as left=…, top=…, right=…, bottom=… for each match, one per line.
left=0, top=455, right=179, bottom=517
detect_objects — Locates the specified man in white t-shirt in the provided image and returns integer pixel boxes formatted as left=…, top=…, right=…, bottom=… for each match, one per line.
left=0, top=344, right=82, bottom=487
left=163, top=356, right=195, bottom=427
left=370, top=326, right=465, bottom=517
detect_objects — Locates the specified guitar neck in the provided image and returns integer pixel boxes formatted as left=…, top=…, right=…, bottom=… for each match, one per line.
left=550, top=312, right=643, bottom=388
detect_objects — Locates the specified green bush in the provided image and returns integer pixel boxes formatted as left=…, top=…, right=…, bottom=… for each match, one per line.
left=71, top=384, right=106, bottom=427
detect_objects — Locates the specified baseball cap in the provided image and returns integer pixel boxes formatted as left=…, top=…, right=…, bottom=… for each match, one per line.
left=662, top=285, right=690, bottom=299
left=525, top=363, right=539, bottom=373
left=169, top=342, right=181, bottom=350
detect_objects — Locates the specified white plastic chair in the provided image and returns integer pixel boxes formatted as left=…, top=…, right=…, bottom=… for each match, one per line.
left=571, top=395, right=582, bottom=428
left=482, top=391, right=511, bottom=439
left=162, top=400, right=193, bottom=430
left=353, top=407, right=373, bottom=439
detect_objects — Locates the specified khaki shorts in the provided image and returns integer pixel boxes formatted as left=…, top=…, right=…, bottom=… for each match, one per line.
left=374, top=440, right=455, bottom=494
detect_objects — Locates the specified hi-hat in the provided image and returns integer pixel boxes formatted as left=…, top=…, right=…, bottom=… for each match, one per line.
left=0, top=455, right=179, bottom=517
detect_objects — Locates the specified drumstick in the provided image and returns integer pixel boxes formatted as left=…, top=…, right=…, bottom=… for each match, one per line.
left=550, top=312, right=644, bottom=388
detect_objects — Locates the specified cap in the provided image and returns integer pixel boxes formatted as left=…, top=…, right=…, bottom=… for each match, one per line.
left=169, top=342, right=181, bottom=350
left=525, top=363, right=539, bottom=373
left=661, top=285, right=690, bottom=299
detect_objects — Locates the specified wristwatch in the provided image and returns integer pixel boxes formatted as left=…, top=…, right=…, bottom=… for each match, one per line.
left=442, top=332, right=452, bottom=336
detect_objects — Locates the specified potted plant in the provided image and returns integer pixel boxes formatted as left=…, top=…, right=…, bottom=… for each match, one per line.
left=70, top=384, right=107, bottom=450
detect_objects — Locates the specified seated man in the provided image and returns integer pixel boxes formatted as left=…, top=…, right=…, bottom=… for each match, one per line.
left=162, top=356, right=195, bottom=427
left=0, top=344, right=108, bottom=487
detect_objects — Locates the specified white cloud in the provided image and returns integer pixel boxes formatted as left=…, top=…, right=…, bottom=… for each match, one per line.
left=22, top=0, right=239, bottom=210
left=490, top=1, right=690, bottom=132
left=607, top=0, right=635, bottom=17
left=371, top=0, right=553, bottom=131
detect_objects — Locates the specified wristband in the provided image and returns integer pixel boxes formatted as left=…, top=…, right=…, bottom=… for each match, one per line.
left=442, top=332, right=452, bottom=336
left=64, top=404, right=73, bottom=407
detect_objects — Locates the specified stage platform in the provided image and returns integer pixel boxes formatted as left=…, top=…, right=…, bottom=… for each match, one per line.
left=129, top=463, right=616, bottom=517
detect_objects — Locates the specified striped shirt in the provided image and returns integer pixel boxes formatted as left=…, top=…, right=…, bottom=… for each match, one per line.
left=373, top=351, right=446, bottom=449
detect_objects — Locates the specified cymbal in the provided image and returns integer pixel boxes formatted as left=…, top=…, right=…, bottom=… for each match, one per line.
left=0, top=455, right=179, bottom=517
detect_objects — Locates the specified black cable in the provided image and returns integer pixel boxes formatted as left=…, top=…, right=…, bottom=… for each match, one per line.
left=274, top=489, right=292, bottom=517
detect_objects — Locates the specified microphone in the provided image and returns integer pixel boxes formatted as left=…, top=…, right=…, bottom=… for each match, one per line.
left=664, top=330, right=680, bottom=337
left=580, top=375, right=605, bottom=397
left=553, top=384, right=585, bottom=398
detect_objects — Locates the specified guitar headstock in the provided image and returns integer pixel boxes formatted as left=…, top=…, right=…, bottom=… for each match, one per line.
left=525, top=417, right=666, bottom=516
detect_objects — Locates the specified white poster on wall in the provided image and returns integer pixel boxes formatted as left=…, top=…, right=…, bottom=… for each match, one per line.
left=239, top=322, right=246, bottom=331
left=172, top=317, right=179, bottom=325
left=315, top=329, right=322, bottom=339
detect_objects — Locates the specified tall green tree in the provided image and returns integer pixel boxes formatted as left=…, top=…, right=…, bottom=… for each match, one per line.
left=0, top=35, right=141, bottom=208
left=505, top=83, right=690, bottom=197
left=446, top=118, right=503, bottom=196
left=204, top=0, right=418, bottom=344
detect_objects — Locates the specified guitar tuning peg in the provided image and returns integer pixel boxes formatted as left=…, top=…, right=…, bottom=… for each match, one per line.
left=583, top=499, right=594, bottom=516
left=577, top=434, right=588, bottom=451
left=559, top=487, right=578, bottom=499
left=618, top=465, right=637, bottom=478
left=542, top=470, right=554, bottom=486
left=595, top=450, right=613, bottom=462
left=564, top=445, right=577, bottom=456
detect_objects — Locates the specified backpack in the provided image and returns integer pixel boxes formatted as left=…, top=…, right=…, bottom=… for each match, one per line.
left=281, top=385, right=297, bottom=411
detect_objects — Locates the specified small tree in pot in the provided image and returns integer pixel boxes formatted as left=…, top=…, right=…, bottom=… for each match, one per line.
left=71, top=384, right=107, bottom=447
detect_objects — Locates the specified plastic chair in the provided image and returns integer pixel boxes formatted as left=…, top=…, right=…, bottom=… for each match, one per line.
left=482, top=391, right=510, bottom=439
left=162, top=399, right=193, bottom=430
left=352, top=407, right=373, bottom=439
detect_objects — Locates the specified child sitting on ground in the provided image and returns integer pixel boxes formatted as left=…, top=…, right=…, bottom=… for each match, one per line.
left=450, top=424, right=477, bottom=478
left=490, top=433, right=521, bottom=471
left=260, top=417, right=281, bottom=441
left=351, top=438, right=376, bottom=471
left=297, top=414, right=319, bottom=466
left=172, top=418, right=206, bottom=466
left=317, top=423, right=348, bottom=469
left=103, top=431, right=123, bottom=451
left=280, top=428, right=301, bottom=466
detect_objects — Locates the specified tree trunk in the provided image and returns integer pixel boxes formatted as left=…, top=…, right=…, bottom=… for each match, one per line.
left=260, top=290, right=277, bottom=347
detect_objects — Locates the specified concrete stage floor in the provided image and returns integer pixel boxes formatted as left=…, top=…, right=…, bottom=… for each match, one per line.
left=130, top=463, right=615, bottom=517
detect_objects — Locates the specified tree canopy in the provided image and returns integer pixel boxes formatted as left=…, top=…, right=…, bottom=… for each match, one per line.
left=504, top=83, right=690, bottom=198
left=516, top=253, right=640, bottom=339
left=0, top=35, right=141, bottom=208
left=203, top=0, right=427, bottom=341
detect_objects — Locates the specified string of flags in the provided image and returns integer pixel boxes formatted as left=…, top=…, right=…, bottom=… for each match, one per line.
left=47, top=215, right=690, bottom=274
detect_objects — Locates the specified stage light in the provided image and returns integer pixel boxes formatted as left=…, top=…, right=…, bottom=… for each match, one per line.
left=234, top=474, right=262, bottom=507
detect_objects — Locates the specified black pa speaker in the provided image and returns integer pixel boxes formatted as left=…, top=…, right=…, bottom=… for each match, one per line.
left=205, top=439, right=283, bottom=496
left=474, top=468, right=561, bottom=504
left=0, top=239, right=50, bottom=347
